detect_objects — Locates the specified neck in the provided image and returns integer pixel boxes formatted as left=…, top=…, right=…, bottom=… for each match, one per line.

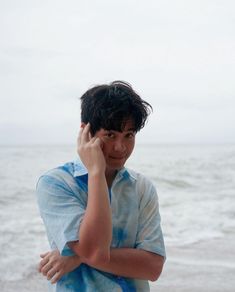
left=105, top=169, right=118, bottom=188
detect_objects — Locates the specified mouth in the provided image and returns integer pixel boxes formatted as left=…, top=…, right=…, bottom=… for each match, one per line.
left=109, top=156, right=126, bottom=160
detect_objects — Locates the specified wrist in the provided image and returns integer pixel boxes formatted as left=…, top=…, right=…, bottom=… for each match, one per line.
left=72, top=255, right=83, bottom=266
left=88, top=170, right=106, bottom=180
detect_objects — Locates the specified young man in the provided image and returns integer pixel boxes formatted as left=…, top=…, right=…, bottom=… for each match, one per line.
left=36, top=81, right=166, bottom=291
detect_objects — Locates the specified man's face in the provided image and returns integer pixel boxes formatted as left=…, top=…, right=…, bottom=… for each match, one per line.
left=94, top=120, right=136, bottom=172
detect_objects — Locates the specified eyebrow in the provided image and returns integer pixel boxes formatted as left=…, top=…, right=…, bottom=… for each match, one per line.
left=104, top=128, right=135, bottom=133
left=125, top=128, right=135, bottom=132
left=121, top=128, right=136, bottom=133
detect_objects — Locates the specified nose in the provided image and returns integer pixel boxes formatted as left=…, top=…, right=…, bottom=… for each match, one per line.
left=114, top=139, right=126, bottom=152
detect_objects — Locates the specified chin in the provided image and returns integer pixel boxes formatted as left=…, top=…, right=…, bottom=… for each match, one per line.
left=109, top=164, right=124, bottom=170
left=107, top=161, right=125, bottom=170
left=106, top=156, right=129, bottom=170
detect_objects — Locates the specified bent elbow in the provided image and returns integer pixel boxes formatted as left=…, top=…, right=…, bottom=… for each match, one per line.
left=83, top=248, right=110, bottom=266
left=68, top=241, right=110, bottom=265
left=149, top=257, right=164, bottom=282
left=149, top=269, right=162, bottom=282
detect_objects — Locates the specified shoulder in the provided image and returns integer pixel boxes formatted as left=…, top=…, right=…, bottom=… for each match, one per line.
left=127, top=168, right=155, bottom=187
left=36, top=162, right=79, bottom=210
left=46, top=161, right=75, bottom=178
left=126, top=168, right=157, bottom=199
left=36, top=162, right=76, bottom=191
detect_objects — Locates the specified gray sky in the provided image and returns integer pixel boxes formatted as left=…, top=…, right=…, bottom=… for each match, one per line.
left=0, top=0, right=234, bottom=145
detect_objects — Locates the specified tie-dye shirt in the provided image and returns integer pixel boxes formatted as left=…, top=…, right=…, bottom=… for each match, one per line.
left=36, top=160, right=166, bottom=292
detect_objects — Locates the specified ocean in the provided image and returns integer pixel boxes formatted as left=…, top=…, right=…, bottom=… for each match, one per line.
left=0, top=144, right=235, bottom=291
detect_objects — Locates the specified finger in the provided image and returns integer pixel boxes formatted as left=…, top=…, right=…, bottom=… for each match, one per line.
left=88, top=136, right=97, bottom=144
left=93, top=137, right=102, bottom=147
left=40, top=252, right=50, bottom=258
left=80, top=123, right=90, bottom=144
left=51, top=271, right=63, bottom=284
left=38, top=256, right=50, bottom=272
left=77, top=127, right=84, bottom=146
left=47, top=267, right=58, bottom=281
left=41, top=262, right=54, bottom=276
left=38, top=259, right=48, bottom=272
left=40, top=257, right=49, bottom=266
left=88, top=131, right=92, bottom=140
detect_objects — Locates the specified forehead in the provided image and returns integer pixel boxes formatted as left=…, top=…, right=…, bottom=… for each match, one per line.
left=100, top=119, right=135, bottom=133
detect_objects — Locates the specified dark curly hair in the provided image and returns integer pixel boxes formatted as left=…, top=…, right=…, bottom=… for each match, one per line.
left=80, top=81, right=152, bottom=136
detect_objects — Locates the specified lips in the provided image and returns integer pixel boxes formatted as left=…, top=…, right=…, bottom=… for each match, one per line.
left=109, top=156, right=126, bottom=160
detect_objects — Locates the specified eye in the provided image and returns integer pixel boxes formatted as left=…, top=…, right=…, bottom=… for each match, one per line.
left=105, top=132, right=115, bottom=139
left=126, top=132, right=135, bottom=139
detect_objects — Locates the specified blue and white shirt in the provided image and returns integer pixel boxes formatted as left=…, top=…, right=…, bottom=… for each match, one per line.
left=36, top=160, right=166, bottom=292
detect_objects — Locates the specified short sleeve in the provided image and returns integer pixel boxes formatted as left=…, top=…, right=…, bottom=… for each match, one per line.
left=36, top=172, right=85, bottom=256
left=135, top=179, right=166, bottom=259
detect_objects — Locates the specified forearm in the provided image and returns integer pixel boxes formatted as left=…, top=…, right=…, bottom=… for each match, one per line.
left=77, top=172, right=112, bottom=262
left=84, top=248, right=164, bottom=281
left=40, top=247, right=164, bottom=283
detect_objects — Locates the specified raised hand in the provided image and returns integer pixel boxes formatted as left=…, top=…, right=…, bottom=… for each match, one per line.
left=77, top=123, right=106, bottom=175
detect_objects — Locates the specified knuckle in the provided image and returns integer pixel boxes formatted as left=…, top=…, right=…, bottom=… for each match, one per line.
left=57, top=263, right=62, bottom=269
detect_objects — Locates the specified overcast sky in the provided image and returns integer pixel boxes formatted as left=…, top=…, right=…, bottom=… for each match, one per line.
left=0, top=0, right=234, bottom=145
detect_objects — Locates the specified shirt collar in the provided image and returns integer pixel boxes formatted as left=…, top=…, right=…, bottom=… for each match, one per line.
left=116, top=167, right=137, bottom=182
left=73, top=158, right=137, bottom=182
left=73, top=158, right=88, bottom=177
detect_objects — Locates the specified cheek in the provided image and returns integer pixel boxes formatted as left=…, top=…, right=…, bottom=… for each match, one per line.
left=99, top=137, right=108, bottom=149
left=101, top=142, right=111, bottom=156
left=127, top=141, right=135, bottom=154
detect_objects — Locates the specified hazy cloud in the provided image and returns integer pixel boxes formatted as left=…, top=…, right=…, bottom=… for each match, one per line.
left=0, top=0, right=234, bottom=144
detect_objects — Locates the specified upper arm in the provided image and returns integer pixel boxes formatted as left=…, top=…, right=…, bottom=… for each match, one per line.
left=135, top=178, right=166, bottom=260
left=36, top=172, right=85, bottom=256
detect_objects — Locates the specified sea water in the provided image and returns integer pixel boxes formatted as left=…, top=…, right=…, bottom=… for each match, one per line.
left=0, top=144, right=235, bottom=282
